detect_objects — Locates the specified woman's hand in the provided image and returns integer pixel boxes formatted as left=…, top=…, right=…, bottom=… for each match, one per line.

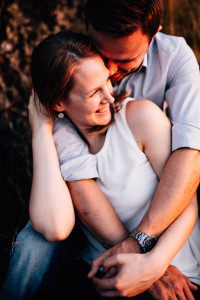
left=89, top=252, right=197, bottom=299
left=89, top=251, right=164, bottom=298
left=28, top=91, right=53, bottom=135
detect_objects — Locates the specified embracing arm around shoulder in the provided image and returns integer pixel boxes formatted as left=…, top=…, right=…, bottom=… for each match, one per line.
left=87, top=101, right=199, bottom=297
left=126, top=99, right=200, bottom=237
left=29, top=95, right=75, bottom=242
left=88, top=194, right=198, bottom=298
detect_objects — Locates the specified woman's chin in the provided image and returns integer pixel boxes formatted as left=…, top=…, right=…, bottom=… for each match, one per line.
left=96, top=111, right=111, bottom=125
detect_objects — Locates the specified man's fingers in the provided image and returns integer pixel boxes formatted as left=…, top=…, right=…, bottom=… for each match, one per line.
left=88, top=250, right=114, bottom=278
left=103, top=266, right=118, bottom=279
left=92, top=276, right=117, bottom=290
left=102, top=254, right=121, bottom=273
left=94, top=288, right=121, bottom=298
left=88, top=261, right=101, bottom=278
left=183, top=285, right=195, bottom=300
left=187, top=280, right=198, bottom=292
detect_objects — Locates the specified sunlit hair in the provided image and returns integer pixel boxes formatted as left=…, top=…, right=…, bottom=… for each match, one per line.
left=31, top=30, right=127, bottom=135
left=85, top=0, right=163, bottom=41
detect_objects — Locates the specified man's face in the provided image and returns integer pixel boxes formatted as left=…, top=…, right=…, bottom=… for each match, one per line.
left=87, top=24, right=150, bottom=82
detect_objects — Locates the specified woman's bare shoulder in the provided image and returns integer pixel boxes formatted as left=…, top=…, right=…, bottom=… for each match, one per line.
left=126, top=99, right=169, bottom=127
left=126, top=99, right=171, bottom=148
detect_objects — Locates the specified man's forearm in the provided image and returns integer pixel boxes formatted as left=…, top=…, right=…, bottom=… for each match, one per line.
left=137, top=148, right=200, bottom=237
left=67, top=180, right=129, bottom=248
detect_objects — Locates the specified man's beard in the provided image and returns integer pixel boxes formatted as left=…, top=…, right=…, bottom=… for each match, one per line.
left=110, top=69, right=130, bottom=83
left=110, top=64, right=142, bottom=83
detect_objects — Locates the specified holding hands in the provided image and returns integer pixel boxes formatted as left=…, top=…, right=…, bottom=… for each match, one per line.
left=88, top=239, right=197, bottom=299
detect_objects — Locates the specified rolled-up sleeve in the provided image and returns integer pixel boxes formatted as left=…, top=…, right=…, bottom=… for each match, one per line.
left=165, top=38, right=200, bottom=151
left=53, top=117, right=99, bottom=181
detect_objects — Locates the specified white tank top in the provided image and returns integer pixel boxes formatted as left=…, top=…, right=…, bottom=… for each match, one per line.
left=81, top=97, right=200, bottom=284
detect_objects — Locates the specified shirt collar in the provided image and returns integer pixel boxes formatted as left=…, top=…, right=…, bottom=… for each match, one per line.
left=133, top=53, right=147, bottom=74
left=142, top=53, right=148, bottom=69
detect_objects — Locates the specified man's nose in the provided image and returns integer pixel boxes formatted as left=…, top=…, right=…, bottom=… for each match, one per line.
left=106, top=60, right=118, bottom=77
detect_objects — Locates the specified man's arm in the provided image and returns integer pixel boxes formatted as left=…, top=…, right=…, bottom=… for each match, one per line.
left=137, top=37, right=200, bottom=237
left=137, top=148, right=200, bottom=237
left=67, top=180, right=129, bottom=249
left=88, top=194, right=198, bottom=298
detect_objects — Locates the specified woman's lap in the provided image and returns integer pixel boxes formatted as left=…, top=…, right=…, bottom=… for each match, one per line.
left=35, top=258, right=200, bottom=300
left=35, top=259, right=156, bottom=300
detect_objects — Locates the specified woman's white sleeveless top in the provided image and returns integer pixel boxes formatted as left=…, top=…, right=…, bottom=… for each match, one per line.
left=81, top=97, right=200, bottom=284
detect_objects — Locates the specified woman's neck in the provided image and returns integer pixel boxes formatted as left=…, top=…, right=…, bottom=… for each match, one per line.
left=88, top=134, right=106, bottom=154
left=81, top=129, right=106, bottom=154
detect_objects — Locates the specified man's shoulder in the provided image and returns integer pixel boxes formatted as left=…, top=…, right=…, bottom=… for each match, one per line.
left=151, top=32, right=187, bottom=55
left=53, top=117, right=77, bottom=138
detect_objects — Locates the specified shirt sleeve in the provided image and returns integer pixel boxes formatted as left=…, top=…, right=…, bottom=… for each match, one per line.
left=53, top=117, right=99, bottom=181
left=165, top=37, right=200, bottom=151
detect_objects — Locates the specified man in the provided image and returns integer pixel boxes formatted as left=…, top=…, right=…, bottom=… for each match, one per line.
left=80, top=0, right=200, bottom=298
left=1, top=0, right=200, bottom=299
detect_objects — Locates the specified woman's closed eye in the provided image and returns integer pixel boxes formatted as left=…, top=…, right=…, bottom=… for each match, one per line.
left=90, top=89, right=100, bottom=97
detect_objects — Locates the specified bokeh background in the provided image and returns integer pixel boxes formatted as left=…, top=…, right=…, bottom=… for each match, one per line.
left=0, top=0, right=200, bottom=287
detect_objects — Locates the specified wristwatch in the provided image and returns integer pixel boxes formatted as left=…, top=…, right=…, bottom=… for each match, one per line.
left=129, top=229, right=157, bottom=253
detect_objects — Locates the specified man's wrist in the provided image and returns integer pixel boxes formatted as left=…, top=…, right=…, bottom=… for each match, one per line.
left=127, top=236, right=142, bottom=253
left=129, top=229, right=157, bottom=253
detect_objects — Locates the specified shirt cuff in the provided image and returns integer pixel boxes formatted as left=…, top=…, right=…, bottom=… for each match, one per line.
left=172, top=123, right=200, bottom=151
left=61, top=155, right=99, bottom=181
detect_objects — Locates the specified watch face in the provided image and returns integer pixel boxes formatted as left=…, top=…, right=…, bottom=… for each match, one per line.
left=143, top=237, right=157, bottom=252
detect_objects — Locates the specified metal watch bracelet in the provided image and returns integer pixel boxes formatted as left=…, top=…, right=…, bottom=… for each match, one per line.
left=129, top=229, right=158, bottom=253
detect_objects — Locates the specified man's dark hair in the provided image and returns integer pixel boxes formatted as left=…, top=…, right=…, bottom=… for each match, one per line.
left=85, top=0, right=163, bottom=40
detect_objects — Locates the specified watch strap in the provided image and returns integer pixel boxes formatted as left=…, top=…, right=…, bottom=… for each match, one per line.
left=129, top=229, right=157, bottom=253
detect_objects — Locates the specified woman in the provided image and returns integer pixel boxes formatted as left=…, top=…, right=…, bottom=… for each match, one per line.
left=29, top=30, right=200, bottom=299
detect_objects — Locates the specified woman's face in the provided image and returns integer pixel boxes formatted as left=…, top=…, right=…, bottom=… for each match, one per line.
left=59, top=56, right=115, bottom=133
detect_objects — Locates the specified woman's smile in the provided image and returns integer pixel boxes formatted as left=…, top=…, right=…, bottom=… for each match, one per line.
left=95, top=104, right=110, bottom=114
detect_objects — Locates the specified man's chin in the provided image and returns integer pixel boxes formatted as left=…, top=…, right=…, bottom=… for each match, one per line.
left=110, top=72, right=129, bottom=83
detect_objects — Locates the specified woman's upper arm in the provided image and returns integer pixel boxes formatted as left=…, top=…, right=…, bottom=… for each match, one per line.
left=126, top=100, right=172, bottom=179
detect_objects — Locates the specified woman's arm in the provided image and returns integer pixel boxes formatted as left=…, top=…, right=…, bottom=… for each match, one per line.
left=28, top=94, right=75, bottom=241
left=28, top=94, right=128, bottom=245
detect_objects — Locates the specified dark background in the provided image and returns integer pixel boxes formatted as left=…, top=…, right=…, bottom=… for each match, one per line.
left=0, top=0, right=200, bottom=287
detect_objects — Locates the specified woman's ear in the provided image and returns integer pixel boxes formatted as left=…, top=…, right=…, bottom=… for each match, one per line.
left=54, top=102, right=65, bottom=112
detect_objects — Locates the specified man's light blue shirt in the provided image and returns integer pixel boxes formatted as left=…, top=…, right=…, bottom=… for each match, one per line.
left=53, top=32, right=200, bottom=181
left=116, top=32, right=200, bottom=151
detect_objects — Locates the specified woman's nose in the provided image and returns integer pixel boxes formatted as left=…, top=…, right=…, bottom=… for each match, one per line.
left=101, top=89, right=115, bottom=104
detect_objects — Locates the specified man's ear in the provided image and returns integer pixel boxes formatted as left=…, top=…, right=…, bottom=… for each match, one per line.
left=150, top=25, right=163, bottom=43
left=54, top=102, right=65, bottom=112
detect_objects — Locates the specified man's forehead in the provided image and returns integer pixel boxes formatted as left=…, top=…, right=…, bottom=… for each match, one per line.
left=87, top=23, right=149, bottom=61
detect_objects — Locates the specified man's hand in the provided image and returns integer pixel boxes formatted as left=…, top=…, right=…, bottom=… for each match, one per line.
left=148, top=265, right=198, bottom=300
left=88, top=237, right=141, bottom=279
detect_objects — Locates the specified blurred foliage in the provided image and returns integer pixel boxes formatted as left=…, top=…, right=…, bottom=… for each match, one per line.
left=0, top=0, right=86, bottom=285
left=0, top=0, right=199, bottom=286
left=162, top=0, right=200, bottom=63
